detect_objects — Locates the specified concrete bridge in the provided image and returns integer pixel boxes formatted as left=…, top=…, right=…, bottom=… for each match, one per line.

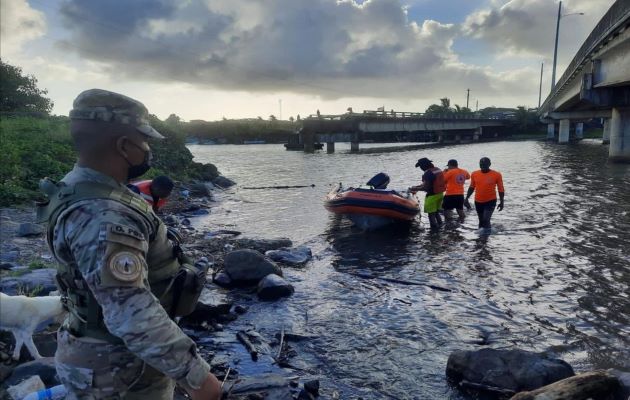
left=297, top=110, right=513, bottom=152
left=539, top=0, right=630, bottom=162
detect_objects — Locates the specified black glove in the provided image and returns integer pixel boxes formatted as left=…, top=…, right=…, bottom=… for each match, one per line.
left=497, top=201, right=504, bottom=211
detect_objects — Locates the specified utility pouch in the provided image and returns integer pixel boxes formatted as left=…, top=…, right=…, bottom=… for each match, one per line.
left=169, top=260, right=209, bottom=317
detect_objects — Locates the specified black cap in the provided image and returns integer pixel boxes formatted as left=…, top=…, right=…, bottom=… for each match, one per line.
left=415, top=157, right=432, bottom=168
left=447, top=159, right=458, bottom=167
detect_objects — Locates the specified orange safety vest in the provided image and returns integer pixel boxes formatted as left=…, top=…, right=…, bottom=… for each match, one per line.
left=130, top=180, right=167, bottom=209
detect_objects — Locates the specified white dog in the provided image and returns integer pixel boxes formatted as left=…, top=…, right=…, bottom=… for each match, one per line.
left=0, top=292, right=66, bottom=360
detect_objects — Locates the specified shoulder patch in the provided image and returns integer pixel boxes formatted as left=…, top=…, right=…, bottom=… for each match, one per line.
left=108, top=252, right=142, bottom=282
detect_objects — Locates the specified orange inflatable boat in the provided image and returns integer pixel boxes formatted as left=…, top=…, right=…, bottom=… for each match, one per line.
left=324, top=184, right=420, bottom=229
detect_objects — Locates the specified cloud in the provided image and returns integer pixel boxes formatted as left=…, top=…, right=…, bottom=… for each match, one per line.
left=462, top=0, right=616, bottom=60
left=56, top=0, right=536, bottom=102
left=0, top=0, right=47, bottom=58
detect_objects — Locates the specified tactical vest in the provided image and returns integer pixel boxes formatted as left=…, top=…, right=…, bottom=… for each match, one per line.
left=36, top=179, right=185, bottom=344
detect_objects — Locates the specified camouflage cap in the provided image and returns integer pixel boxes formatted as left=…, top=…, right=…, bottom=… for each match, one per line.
left=69, top=89, right=164, bottom=139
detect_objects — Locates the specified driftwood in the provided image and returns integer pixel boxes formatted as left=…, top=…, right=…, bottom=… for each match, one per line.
left=353, top=272, right=452, bottom=292
left=460, top=380, right=516, bottom=396
left=509, top=370, right=620, bottom=400
left=236, top=331, right=258, bottom=361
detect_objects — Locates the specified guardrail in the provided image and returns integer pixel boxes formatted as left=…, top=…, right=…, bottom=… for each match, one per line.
left=305, top=111, right=513, bottom=121
left=540, top=0, right=630, bottom=114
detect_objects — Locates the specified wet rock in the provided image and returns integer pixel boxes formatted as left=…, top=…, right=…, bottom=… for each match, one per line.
left=181, top=218, right=191, bottom=226
left=304, top=380, right=320, bottom=396
left=510, top=370, right=621, bottom=400
left=212, top=175, right=236, bottom=189
left=162, top=215, right=178, bottom=225
left=297, top=389, right=315, bottom=400
left=265, top=246, right=312, bottom=266
left=234, top=305, right=248, bottom=314
left=0, top=262, right=18, bottom=271
left=184, top=208, right=210, bottom=217
left=189, top=182, right=212, bottom=197
left=181, top=288, right=233, bottom=326
left=7, top=375, right=45, bottom=399
left=5, top=357, right=59, bottom=388
left=257, top=274, right=294, bottom=301
left=196, top=163, right=219, bottom=182
left=608, top=369, right=630, bottom=400
left=446, top=348, right=574, bottom=393
left=213, top=271, right=232, bottom=287
left=233, top=237, right=293, bottom=253
left=0, top=251, right=19, bottom=263
left=223, top=374, right=292, bottom=395
left=17, top=223, right=43, bottom=237
left=0, top=269, right=58, bottom=296
left=224, top=249, right=282, bottom=283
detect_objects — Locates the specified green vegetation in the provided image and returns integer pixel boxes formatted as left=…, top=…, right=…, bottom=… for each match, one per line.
left=0, top=60, right=221, bottom=207
left=185, top=117, right=297, bottom=144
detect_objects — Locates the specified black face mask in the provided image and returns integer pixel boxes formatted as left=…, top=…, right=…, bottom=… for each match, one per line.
left=125, top=141, right=153, bottom=179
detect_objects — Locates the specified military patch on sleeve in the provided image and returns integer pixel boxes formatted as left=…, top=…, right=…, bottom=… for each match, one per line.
left=108, top=252, right=142, bottom=282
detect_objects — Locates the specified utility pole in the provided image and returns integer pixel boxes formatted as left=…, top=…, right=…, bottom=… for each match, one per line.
left=476, top=100, right=479, bottom=112
left=551, top=1, right=562, bottom=91
left=538, top=62, right=544, bottom=108
left=279, top=99, right=282, bottom=120
left=466, top=89, right=470, bottom=109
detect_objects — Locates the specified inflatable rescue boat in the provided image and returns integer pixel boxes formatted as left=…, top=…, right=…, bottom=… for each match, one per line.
left=324, top=173, right=420, bottom=230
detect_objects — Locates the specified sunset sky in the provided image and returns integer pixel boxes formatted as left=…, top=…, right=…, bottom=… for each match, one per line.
left=0, top=0, right=615, bottom=121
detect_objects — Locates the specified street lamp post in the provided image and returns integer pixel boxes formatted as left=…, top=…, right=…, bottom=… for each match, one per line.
left=551, top=1, right=584, bottom=92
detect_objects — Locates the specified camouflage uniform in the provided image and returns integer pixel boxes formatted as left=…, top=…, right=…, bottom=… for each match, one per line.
left=44, top=90, right=210, bottom=399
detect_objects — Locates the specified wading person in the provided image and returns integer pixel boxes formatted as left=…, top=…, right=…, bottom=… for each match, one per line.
left=129, top=175, right=175, bottom=212
left=464, top=157, right=505, bottom=230
left=37, top=89, right=221, bottom=400
left=442, top=159, right=470, bottom=220
left=409, top=157, right=445, bottom=229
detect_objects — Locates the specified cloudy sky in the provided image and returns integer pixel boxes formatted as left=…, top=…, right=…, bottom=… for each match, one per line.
left=0, top=0, right=615, bottom=121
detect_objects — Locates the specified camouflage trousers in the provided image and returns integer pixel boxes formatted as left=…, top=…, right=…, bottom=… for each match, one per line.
left=55, top=329, right=176, bottom=399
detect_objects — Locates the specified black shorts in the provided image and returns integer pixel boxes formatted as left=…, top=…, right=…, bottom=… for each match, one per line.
left=442, top=194, right=464, bottom=210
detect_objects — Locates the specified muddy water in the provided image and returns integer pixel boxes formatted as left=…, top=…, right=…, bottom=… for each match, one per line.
left=189, top=140, right=630, bottom=399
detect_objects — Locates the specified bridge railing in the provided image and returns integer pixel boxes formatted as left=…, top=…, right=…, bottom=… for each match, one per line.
left=305, top=111, right=512, bottom=121
left=540, top=0, right=630, bottom=114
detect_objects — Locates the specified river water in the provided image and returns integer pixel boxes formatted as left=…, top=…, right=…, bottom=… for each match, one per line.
left=188, top=140, right=630, bottom=399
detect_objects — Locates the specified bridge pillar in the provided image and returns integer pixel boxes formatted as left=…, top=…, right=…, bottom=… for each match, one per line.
left=547, top=123, right=555, bottom=140
left=609, top=107, right=630, bottom=163
left=350, top=141, right=360, bottom=152
left=326, top=142, right=335, bottom=153
left=455, top=134, right=461, bottom=143
left=558, top=119, right=570, bottom=144
left=575, top=123, right=584, bottom=140
left=473, top=127, right=481, bottom=141
left=602, top=118, right=611, bottom=144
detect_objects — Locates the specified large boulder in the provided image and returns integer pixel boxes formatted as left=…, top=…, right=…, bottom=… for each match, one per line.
left=446, top=348, right=574, bottom=393
left=265, top=246, right=312, bottom=266
left=212, top=175, right=236, bottom=189
left=257, top=274, right=294, bottom=301
left=188, top=182, right=212, bottom=197
left=223, top=249, right=282, bottom=283
left=233, top=237, right=293, bottom=253
left=0, top=269, right=57, bottom=296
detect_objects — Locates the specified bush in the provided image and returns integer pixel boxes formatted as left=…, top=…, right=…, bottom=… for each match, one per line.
left=0, top=115, right=221, bottom=206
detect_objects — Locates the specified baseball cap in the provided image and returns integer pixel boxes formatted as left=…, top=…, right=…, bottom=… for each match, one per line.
left=69, top=89, right=164, bottom=139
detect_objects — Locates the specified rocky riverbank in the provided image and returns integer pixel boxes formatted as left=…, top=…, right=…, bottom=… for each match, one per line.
left=1, top=180, right=629, bottom=399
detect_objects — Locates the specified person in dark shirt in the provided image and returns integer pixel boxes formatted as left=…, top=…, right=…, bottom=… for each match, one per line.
left=409, top=157, right=446, bottom=229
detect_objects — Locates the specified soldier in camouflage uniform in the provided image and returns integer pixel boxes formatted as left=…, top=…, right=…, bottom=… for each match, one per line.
left=38, top=89, right=221, bottom=399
